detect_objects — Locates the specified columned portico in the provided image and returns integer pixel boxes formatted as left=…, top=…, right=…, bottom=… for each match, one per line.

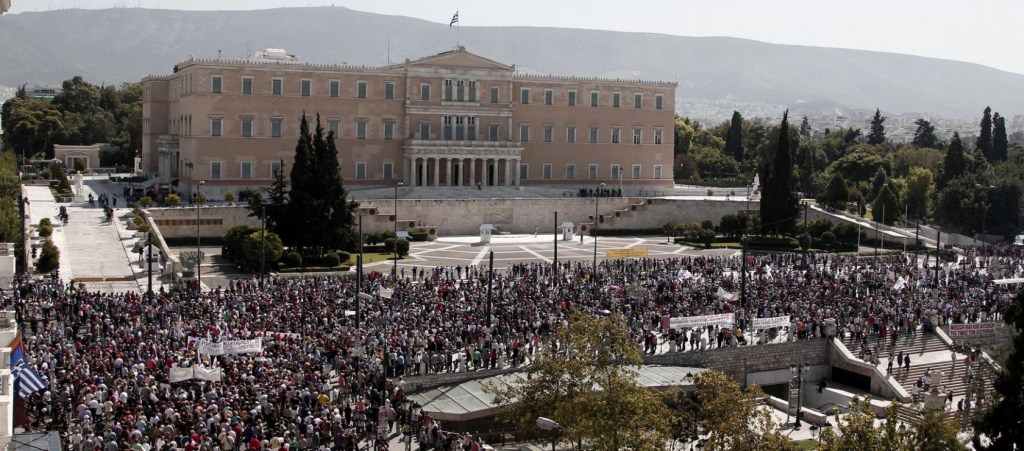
left=402, top=140, right=523, bottom=188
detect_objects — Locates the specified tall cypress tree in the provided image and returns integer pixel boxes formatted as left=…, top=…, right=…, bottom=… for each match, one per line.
left=973, top=291, right=1024, bottom=449
left=993, top=113, right=1008, bottom=162
left=761, top=110, right=797, bottom=235
left=724, top=111, right=745, bottom=162
left=799, top=116, right=811, bottom=139
left=940, top=132, right=966, bottom=188
left=977, top=106, right=993, bottom=161
left=867, top=108, right=886, bottom=146
left=285, top=115, right=314, bottom=251
left=315, top=114, right=356, bottom=254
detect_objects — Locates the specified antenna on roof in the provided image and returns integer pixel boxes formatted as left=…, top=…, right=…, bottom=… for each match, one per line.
left=387, top=35, right=391, bottom=65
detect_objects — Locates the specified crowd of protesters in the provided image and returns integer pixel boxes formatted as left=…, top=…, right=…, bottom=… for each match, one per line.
left=5, top=244, right=1023, bottom=450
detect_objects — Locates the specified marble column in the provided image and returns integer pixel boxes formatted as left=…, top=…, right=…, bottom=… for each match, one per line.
left=446, top=158, right=453, bottom=186
left=420, top=158, right=427, bottom=187
left=504, top=158, right=511, bottom=186
left=513, top=158, right=520, bottom=186
left=433, top=157, right=440, bottom=187
left=469, top=158, right=476, bottom=187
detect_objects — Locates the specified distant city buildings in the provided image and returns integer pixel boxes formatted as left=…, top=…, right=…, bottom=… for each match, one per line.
left=142, top=47, right=677, bottom=198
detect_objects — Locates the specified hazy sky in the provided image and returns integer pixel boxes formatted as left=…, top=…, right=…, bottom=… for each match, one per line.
left=10, top=0, right=1024, bottom=75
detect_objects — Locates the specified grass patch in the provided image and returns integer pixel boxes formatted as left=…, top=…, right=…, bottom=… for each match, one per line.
left=277, top=265, right=352, bottom=274
left=792, top=439, right=819, bottom=450
left=357, top=252, right=401, bottom=264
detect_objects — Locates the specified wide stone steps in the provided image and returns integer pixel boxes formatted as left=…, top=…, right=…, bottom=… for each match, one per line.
left=838, top=332, right=948, bottom=359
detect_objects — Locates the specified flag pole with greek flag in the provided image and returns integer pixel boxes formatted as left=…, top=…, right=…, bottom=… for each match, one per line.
left=450, top=10, right=460, bottom=45
left=9, top=333, right=47, bottom=398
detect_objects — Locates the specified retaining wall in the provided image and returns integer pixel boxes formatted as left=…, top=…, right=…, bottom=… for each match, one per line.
left=642, top=339, right=830, bottom=383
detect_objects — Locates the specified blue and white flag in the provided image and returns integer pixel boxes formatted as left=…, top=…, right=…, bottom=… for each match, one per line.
left=9, top=333, right=47, bottom=398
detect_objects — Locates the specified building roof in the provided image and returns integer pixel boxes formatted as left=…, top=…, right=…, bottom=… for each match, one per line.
left=407, top=365, right=707, bottom=422
left=406, top=46, right=514, bottom=71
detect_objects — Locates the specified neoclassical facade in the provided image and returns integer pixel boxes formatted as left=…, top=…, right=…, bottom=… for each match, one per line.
left=141, top=47, right=677, bottom=197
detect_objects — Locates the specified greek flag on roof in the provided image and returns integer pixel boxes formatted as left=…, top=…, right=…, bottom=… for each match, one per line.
left=9, top=333, right=47, bottom=398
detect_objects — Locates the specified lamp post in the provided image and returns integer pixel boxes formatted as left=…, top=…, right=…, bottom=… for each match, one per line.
left=741, top=183, right=752, bottom=307
left=593, top=182, right=606, bottom=271
left=393, top=182, right=403, bottom=278
left=196, top=180, right=205, bottom=292
left=259, top=204, right=266, bottom=290
left=790, top=362, right=810, bottom=429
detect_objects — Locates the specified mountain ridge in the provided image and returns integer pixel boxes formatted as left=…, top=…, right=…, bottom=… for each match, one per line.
left=1, top=6, right=1022, bottom=119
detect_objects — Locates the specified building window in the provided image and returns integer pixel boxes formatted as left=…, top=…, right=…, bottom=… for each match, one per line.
left=588, top=164, right=598, bottom=180
left=590, top=91, right=599, bottom=107
left=519, top=163, right=529, bottom=180
left=654, top=165, right=663, bottom=179
left=443, top=116, right=453, bottom=140
left=613, top=92, right=621, bottom=108
left=211, top=76, right=222, bottom=94
left=520, top=88, right=530, bottom=104
left=656, top=94, right=664, bottom=110
left=300, top=79, right=311, bottom=97
left=357, top=81, right=367, bottom=98
left=241, top=162, right=253, bottom=179
left=589, top=126, right=599, bottom=143
left=655, top=129, right=663, bottom=145
left=455, top=116, right=465, bottom=140
left=271, top=162, right=283, bottom=177
left=241, top=118, right=253, bottom=137
left=210, top=117, right=222, bottom=137
left=566, top=164, right=575, bottom=180
left=519, top=124, right=529, bottom=142
left=634, top=93, right=643, bottom=108
left=421, top=83, right=431, bottom=101
left=568, top=90, right=576, bottom=106
left=384, top=82, right=395, bottom=99
left=444, top=79, right=453, bottom=101
left=420, top=122, right=430, bottom=140
left=544, top=125, right=553, bottom=143
left=328, top=119, right=340, bottom=138
left=567, top=126, right=576, bottom=144
left=633, top=128, right=642, bottom=144
left=611, top=127, right=621, bottom=144
left=489, top=124, right=499, bottom=141
left=272, top=78, right=283, bottom=96
left=242, top=76, right=253, bottom=95
left=544, top=89, right=553, bottom=105
left=356, top=162, right=367, bottom=180
left=356, top=120, right=367, bottom=139
left=467, top=117, right=477, bottom=140
left=383, top=121, right=395, bottom=140
left=383, top=162, right=394, bottom=180
left=329, top=80, right=340, bottom=98
left=611, top=164, right=621, bottom=180
left=543, top=164, right=552, bottom=180
left=211, top=161, right=222, bottom=180
left=271, top=118, right=283, bottom=138
left=632, top=164, right=641, bottom=179
left=456, top=80, right=465, bottom=101
left=490, top=86, right=499, bottom=103
left=468, top=81, right=477, bottom=102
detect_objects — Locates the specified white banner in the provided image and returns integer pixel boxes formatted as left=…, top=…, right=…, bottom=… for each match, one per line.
left=948, top=322, right=997, bottom=337
left=169, top=365, right=223, bottom=383
left=169, top=366, right=194, bottom=383
left=662, top=313, right=734, bottom=331
left=197, top=338, right=263, bottom=356
left=751, top=316, right=790, bottom=330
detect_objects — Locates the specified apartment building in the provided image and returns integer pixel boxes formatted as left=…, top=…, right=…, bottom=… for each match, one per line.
left=141, top=47, right=677, bottom=197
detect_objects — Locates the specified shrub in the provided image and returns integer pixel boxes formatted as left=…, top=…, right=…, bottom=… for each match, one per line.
left=197, top=193, right=207, bottom=204
left=706, top=189, right=715, bottom=197
left=38, top=218, right=53, bottom=238
left=335, top=251, right=350, bottom=264
left=322, top=252, right=341, bottom=267
left=700, top=220, right=714, bottom=230
left=396, top=238, right=410, bottom=257
left=283, top=251, right=302, bottom=268
left=745, top=236, right=799, bottom=250
left=821, top=231, right=836, bottom=242
left=699, top=228, right=716, bottom=248
left=410, top=231, right=429, bottom=241
left=383, top=237, right=396, bottom=253
left=241, top=231, right=284, bottom=268
left=224, top=192, right=236, bottom=204
left=223, top=225, right=260, bottom=259
left=35, top=239, right=60, bottom=274
left=166, top=194, right=181, bottom=206
left=138, top=196, right=152, bottom=208
left=365, top=232, right=381, bottom=246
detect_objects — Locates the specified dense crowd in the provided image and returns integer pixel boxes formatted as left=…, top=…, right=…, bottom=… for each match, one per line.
left=7, top=246, right=1023, bottom=450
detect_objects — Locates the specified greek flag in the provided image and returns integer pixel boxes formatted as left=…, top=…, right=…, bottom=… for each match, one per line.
left=9, top=333, right=47, bottom=398
left=449, top=11, right=459, bottom=27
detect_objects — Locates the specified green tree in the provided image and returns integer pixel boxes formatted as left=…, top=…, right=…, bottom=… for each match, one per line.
left=992, top=113, right=1008, bottom=162
left=725, top=111, right=745, bottom=162
left=934, top=174, right=985, bottom=233
left=871, top=185, right=899, bottom=225
left=285, top=115, right=315, bottom=251
left=819, top=398, right=912, bottom=451
left=688, top=370, right=790, bottom=451
left=977, top=106, right=993, bottom=161
left=248, top=159, right=289, bottom=234
left=395, top=238, right=410, bottom=258
left=223, top=225, right=260, bottom=259
left=694, top=147, right=738, bottom=179
left=760, top=110, right=797, bottom=235
left=912, top=118, right=941, bottom=149
left=973, top=291, right=1024, bottom=449
left=241, top=230, right=285, bottom=268
left=487, top=312, right=671, bottom=451
left=869, top=167, right=888, bottom=201
left=904, top=167, right=933, bottom=220
left=914, top=409, right=966, bottom=451
left=35, top=239, right=60, bottom=274
left=799, top=115, right=811, bottom=139
left=940, top=132, right=967, bottom=188
left=823, top=173, right=849, bottom=210
left=867, top=108, right=886, bottom=146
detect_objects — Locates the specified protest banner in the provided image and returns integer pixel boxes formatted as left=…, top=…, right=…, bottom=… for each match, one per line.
left=661, top=313, right=734, bottom=331
left=751, top=316, right=790, bottom=330
left=948, top=322, right=997, bottom=337
left=606, top=248, right=648, bottom=259
left=169, top=365, right=223, bottom=383
left=169, top=366, right=194, bottom=383
left=197, top=338, right=263, bottom=356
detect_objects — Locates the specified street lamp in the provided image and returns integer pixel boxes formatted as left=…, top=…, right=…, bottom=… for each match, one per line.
left=593, top=182, right=607, bottom=271
left=196, top=180, right=205, bottom=292
left=790, top=362, right=810, bottom=429
left=536, top=417, right=561, bottom=451
left=259, top=204, right=266, bottom=290
left=405, top=401, right=422, bottom=451
left=393, top=181, right=403, bottom=278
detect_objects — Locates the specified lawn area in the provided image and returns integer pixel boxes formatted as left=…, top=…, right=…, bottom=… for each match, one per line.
left=792, top=439, right=819, bottom=450
left=356, top=252, right=403, bottom=264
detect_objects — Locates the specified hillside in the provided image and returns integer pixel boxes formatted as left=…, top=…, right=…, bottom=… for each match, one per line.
left=1, top=6, right=1022, bottom=118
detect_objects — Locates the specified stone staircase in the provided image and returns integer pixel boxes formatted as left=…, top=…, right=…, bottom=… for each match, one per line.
left=579, top=198, right=654, bottom=235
